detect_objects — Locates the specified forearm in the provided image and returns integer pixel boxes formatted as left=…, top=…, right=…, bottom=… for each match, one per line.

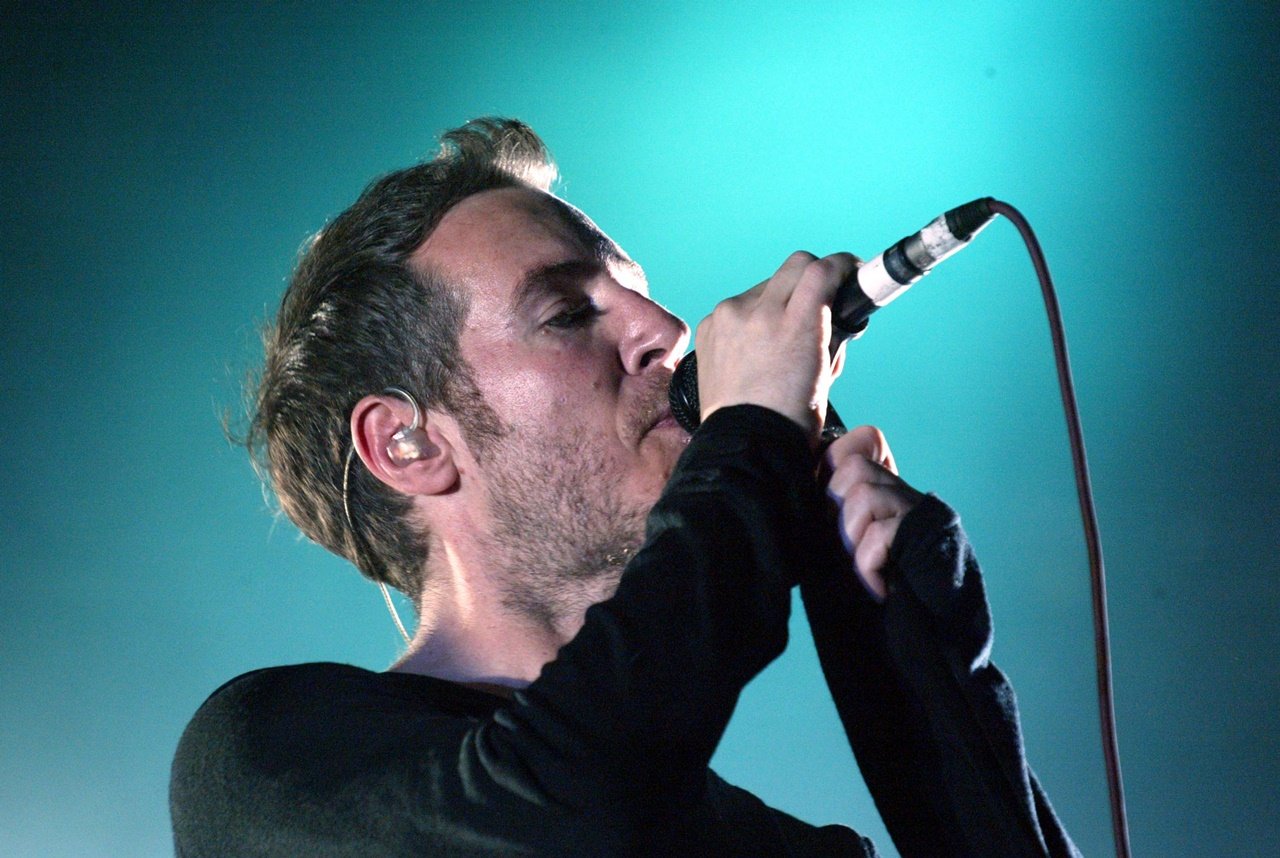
left=803, top=495, right=1079, bottom=857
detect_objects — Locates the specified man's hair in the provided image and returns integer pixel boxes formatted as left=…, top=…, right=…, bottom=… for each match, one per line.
left=244, top=118, right=556, bottom=604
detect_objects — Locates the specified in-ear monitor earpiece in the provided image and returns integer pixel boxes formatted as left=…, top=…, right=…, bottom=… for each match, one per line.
left=383, top=386, right=430, bottom=463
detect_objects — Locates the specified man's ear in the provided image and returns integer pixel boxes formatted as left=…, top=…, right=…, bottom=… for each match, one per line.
left=351, top=393, right=458, bottom=496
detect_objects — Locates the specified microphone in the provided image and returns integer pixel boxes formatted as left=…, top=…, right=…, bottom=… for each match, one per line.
left=669, top=198, right=998, bottom=433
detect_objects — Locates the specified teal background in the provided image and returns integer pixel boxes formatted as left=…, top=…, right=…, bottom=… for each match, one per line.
left=3, top=2, right=1277, bottom=855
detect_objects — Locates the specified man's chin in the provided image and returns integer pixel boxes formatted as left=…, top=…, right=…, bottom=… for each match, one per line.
left=633, top=438, right=687, bottom=506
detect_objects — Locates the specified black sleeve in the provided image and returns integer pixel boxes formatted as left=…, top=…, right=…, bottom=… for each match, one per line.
left=172, top=405, right=872, bottom=856
left=800, top=494, right=1081, bottom=857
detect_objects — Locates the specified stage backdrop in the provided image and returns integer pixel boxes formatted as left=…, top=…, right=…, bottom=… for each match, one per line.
left=3, top=3, right=1277, bottom=855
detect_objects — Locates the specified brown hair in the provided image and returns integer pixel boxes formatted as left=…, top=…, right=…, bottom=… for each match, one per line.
left=244, top=118, right=555, bottom=603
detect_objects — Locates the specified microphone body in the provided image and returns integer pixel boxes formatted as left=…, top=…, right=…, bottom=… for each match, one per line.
left=669, top=198, right=997, bottom=434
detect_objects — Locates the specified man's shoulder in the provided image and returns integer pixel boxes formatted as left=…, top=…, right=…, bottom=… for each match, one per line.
left=182, top=661, right=497, bottom=739
left=170, top=663, right=503, bottom=853
left=170, top=663, right=499, bottom=822
left=183, top=662, right=375, bottom=732
left=197, top=661, right=374, bottom=708
left=174, top=664, right=380, bottom=777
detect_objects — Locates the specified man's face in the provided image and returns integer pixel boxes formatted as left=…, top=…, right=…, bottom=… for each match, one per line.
left=412, top=186, right=690, bottom=628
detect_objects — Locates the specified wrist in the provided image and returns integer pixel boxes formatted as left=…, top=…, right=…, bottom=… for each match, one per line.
left=702, top=395, right=821, bottom=449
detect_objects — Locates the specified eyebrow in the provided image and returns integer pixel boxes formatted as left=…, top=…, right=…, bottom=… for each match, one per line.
left=510, top=254, right=649, bottom=318
left=511, top=259, right=604, bottom=318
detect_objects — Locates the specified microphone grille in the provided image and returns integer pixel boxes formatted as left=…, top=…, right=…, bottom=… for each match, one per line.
left=669, top=353, right=702, bottom=433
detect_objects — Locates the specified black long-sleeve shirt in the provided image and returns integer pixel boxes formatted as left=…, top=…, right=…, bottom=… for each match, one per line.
left=171, top=405, right=1077, bottom=856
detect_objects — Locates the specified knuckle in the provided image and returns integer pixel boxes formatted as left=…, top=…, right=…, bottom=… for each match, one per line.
left=848, top=480, right=875, bottom=504
left=831, top=429, right=858, bottom=451
left=807, top=256, right=836, bottom=277
left=850, top=424, right=885, bottom=462
left=795, top=257, right=836, bottom=291
left=870, top=519, right=900, bottom=552
left=708, top=296, right=740, bottom=321
left=852, top=423, right=880, bottom=440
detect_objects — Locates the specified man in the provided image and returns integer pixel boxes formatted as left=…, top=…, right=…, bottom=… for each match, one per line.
left=171, top=118, right=1078, bottom=856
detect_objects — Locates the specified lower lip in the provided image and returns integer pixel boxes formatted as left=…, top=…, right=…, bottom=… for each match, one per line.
left=651, top=416, right=685, bottom=433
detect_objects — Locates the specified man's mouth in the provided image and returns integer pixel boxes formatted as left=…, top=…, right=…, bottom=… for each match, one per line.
left=641, top=404, right=690, bottom=444
left=647, top=408, right=678, bottom=432
left=629, top=372, right=688, bottom=443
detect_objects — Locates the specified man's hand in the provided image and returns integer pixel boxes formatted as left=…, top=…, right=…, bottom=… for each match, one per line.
left=694, top=251, right=858, bottom=446
left=824, top=425, right=925, bottom=600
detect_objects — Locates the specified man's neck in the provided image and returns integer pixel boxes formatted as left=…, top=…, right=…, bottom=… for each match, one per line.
left=386, top=541, right=586, bottom=689
left=388, top=611, right=568, bottom=690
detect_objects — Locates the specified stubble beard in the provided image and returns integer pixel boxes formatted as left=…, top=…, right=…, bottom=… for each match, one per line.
left=481, top=430, right=651, bottom=637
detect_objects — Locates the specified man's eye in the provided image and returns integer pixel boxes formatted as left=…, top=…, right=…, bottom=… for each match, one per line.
left=544, top=302, right=601, bottom=330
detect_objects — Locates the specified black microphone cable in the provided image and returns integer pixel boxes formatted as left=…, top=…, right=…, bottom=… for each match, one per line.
left=987, top=199, right=1130, bottom=858
left=670, top=200, right=1132, bottom=858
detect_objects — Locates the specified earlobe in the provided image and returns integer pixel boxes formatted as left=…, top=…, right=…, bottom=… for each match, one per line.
left=351, top=391, right=459, bottom=496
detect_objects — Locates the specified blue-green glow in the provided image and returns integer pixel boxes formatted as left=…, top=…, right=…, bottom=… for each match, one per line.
left=3, top=3, right=1277, bottom=854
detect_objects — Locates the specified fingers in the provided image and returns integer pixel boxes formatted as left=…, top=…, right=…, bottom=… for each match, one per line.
left=831, top=476, right=921, bottom=602
left=750, top=251, right=859, bottom=316
left=854, top=519, right=897, bottom=599
left=758, top=251, right=817, bottom=307
left=835, top=478, right=915, bottom=548
left=693, top=250, right=860, bottom=441
left=824, top=426, right=922, bottom=601
left=716, top=252, right=812, bottom=319
left=825, top=425, right=898, bottom=476
left=781, top=252, right=858, bottom=321
left=827, top=453, right=897, bottom=502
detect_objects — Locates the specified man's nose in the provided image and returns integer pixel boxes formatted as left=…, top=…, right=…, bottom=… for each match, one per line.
left=616, top=290, right=690, bottom=376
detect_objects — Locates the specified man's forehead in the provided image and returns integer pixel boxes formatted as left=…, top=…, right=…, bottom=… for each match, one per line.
left=412, top=186, right=622, bottom=280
